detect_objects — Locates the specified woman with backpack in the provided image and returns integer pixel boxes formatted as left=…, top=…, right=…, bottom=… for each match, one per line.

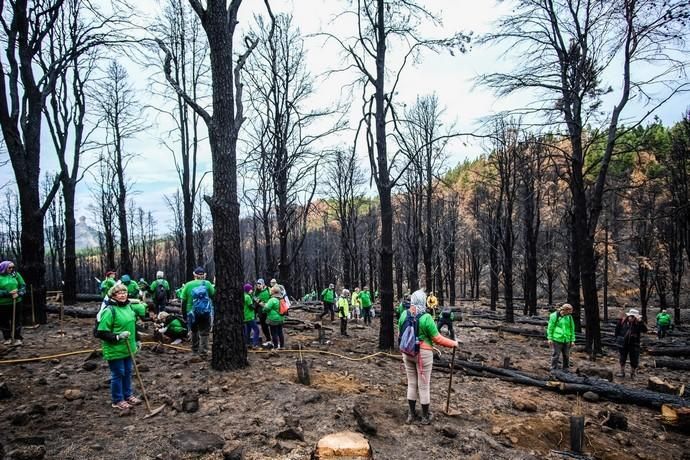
left=615, top=308, right=648, bottom=378
left=263, top=285, right=285, bottom=349
left=398, top=289, right=459, bottom=425
left=95, top=284, right=147, bottom=411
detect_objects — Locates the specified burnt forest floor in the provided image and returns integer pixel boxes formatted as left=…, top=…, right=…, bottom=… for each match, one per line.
left=0, top=300, right=689, bottom=460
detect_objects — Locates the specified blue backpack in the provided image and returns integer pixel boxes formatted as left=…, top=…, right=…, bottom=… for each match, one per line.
left=191, top=283, right=213, bottom=315
left=399, top=311, right=422, bottom=356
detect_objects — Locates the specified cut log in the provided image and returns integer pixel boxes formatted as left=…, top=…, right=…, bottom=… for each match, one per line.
left=648, top=376, right=685, bottom=396
left=654, top=357, right=690, bottom=371
left=648, top=346, right=690, bottom=358
left=660, top=404, right=690, bottom=429
left=431, top=358, right=688, bottom=409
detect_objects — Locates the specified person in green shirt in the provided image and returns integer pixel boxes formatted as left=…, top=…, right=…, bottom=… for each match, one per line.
left=0, top=260, right=26, bottom=345
left=120, top=275, right=140, bottom=299
left=262, top=285, right=285, bottom=349
left=100, top=271, right=117, bottom=299
left=338, top=289, right=351, bottom=336
left=546, top=303, right=576, bottom=371
left=398, top=289, right=458, bottom=425
left=95, top=283, right=147, bottom=411
left=180, top=267, right=215, bottom=357
left=359, top=287, right=372, bottom=325
left=656, top=308, right=672, bottom=339
left=149, top=271, right=171, bottom=314
left=320, top=283, right=336, bottom=321
left=253, top=278, right=272, bottom=345
left=436, top=306, right=456, bottom=340
left=156, top=311, right=188, bottom=344
left=243, top=283, right=260, bottom=347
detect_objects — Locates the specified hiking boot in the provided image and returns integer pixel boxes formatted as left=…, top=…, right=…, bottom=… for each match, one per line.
left=126, top=395, right=142, bottom=406
left=406, top=411, right=419, bottom=424
left=112, top=400, right=131, bottom=411
left=420, top=412, right=434, bottom=425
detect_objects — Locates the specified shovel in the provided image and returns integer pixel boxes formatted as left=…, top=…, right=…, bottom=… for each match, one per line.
left=126, top=340, right=166, bottom=419
left=443, top=347, right=460, bottom=416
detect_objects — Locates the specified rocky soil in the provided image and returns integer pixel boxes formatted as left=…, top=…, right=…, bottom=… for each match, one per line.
left=0, top=301, right=689, bottom=459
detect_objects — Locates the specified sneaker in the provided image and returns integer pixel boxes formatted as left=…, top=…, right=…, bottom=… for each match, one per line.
left=14, top=340, right=22, bottom=346
left=171, top=339, right=182, bottom=345
left=112, top=400, right=131, bottom=410
left=406, top=411, right=419, bottom=424
left=126, top=395, right=142, bottom=406
left=2, top=339, right=11, bottom=345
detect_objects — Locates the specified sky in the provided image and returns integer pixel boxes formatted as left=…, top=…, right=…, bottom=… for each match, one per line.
left=1, top=0, right=688, bottom=232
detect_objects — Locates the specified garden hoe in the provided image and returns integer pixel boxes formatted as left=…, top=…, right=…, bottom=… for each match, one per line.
left=443, top=347, right=461, bottom=417
left=126, top=340, right=166, bottom=419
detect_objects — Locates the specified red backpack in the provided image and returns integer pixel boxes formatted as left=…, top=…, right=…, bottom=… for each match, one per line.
left=279, top=297, right=290, bottom=315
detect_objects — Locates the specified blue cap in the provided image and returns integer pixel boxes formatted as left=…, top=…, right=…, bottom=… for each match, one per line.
left=194, top=266, right=205, bottom=275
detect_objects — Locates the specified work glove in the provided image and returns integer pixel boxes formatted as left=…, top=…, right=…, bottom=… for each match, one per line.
left=17, top=287, right=26, bottom=296
left=158, top=327, right=168, bottom=334
left=116, top=331, right=131, bottom=341
left=136, top=341, right=142, bottom=352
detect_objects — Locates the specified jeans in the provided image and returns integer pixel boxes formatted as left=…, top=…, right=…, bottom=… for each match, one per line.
left=191, top=313, right=211, bottom=355
left=320, top=302, right=334, bottom=321
left=258, top=311, right=272, bottom=342
left=619, top=345, right=640, bottom=369
left=657, top=324, right=670, bottom=339
left=362, top=308, right=372, bottom=325
left=244, top=319, right=261, bottom=346
left=108, top=357, right=133, bottom=403
left=550, top=341, right=571, bottom=369
left=270, top=324, right=284, bottom=349
left=0, top=300, right=23, bottom=340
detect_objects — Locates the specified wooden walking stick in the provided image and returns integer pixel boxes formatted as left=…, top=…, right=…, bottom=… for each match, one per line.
left=11, top=297, right=16, bottom=343
left=30, top=285, right=35, bottom=325
left=443, top=347, right=459, bottom=416
left=125, top=340, right=165, bottom=418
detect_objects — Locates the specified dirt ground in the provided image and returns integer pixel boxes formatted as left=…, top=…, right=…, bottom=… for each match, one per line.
left=0, top=302, right=689, bottom=459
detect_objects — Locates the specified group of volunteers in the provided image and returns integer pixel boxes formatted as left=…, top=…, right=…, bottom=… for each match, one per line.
left=546, top=303, right=672, bottom=378
left=318, top=284, right=374, bottom=335
left=1, top=257, right=678, bottom=423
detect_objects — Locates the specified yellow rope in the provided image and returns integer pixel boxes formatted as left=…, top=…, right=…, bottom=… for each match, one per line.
left=0, top=341, right=400, bottom=365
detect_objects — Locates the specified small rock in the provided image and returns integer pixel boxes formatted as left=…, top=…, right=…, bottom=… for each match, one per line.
left=441, top=426, right=458, bottom=438
left=28, top=404, right=45, bottom=416
left=221, top=386, right=229, bottom=393
left=182, top=395, right=199, bottom=413
left=327, top=361, right=333, bottom=366
left=491, top=426, right=502, bottom=435
left=81, top=362, right=97, bottom=372
left=7, top=445, right=46, bottom=460
left=582, top=391, right=599, bottom=402
left=511, top=398, right=537, bottom=412
left=36, top=378, right=47, bottom=386
left=600, top=410, right=628, bottom=431
left=173, top=372, right=182, bottom=379
left=172, top=430, right=225, bottom=454
left=91, top=444, right=104, bottom=451
left=50, top=359, right=60, bottom=365
left=222, top=441, right=244, bottom=460
left=510, top=436, right=519, bottom=444
left=276, top=427, right=305, bottom=442
left=0, top=382, right=12, bottom=399
left=64, top=389, right=83, bottom=401
left=352, top=404, right=377, bottom=435
left=58, top=373, right=68, bottom=380
left=10, top=412, right=29, bottom=426
left=137, top=364, right=149, bottom=372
